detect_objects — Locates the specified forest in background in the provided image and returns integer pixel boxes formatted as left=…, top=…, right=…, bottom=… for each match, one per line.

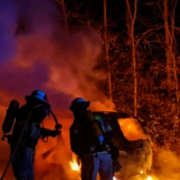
left=55, top=0, right=180, bottom=156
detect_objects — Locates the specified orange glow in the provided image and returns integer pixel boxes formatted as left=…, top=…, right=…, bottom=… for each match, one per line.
left=145, top=175, right=160, bottom=180
left=146, top=176, right=153, bottom=180
left=69, top=159, right=81, bottom=172
left=118, top=118, right=148, bottom=140
left=1, top=0, right=180, bottom=180
left=69, top=154, right=81, bottom=172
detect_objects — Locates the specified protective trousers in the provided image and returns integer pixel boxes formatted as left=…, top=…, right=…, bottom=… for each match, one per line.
left=81, top=152, right=113, bottom=180
left=11, top=147, right=35, bottom=180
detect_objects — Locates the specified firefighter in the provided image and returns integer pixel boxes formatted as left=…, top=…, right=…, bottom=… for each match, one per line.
left=7, top=90, right=60, bottom=180
left=69, top=98, right=118, bottom=180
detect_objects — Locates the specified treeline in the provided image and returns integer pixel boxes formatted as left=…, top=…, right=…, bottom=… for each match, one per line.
left=56, top=0, right=180, bottom=152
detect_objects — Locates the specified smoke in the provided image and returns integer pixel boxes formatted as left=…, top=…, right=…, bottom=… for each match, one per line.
left=0, top=0, right=114, bottom=110
left=0, top=0, right=115, bottom=179
left=153, top=148, right=180, bottom=180
left=0, top=0, right=17, bottom=63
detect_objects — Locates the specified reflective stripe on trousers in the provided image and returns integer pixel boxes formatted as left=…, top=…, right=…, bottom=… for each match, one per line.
left=81, top=152, right=113, bottom=180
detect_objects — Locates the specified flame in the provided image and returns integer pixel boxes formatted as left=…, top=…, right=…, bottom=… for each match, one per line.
left=118, top=118, right=148, bottom=140
left=113, top=176, right=117, bottom=180
left=146, top=176, right=153, bottom=180
left=69, top=159, right=81, bottom=171
left=69, top=154, right=81, bottom=172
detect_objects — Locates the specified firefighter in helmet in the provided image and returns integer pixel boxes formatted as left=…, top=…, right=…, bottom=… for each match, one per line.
left=4, top=90, right=61, bottom=180
left=69, top=98, right=119, bottom=180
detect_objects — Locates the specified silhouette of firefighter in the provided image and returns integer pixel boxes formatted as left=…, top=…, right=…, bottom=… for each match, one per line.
left=69, top=98, right=120, bottom=180
left=1, top=90, right=61, bottom=180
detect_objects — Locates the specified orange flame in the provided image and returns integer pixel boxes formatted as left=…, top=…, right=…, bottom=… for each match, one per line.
left=146, top=176, right=153, bottom=180
left=118, top=118, right=148, bottom=141
left=113, top=176, right=117, bottom=180
left=69, top=154, right=81, bottom=172
left=69, top=159, right=81, bottom=172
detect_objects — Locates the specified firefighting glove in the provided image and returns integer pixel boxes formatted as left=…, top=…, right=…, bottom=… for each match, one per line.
left=51, top=129, right=61, bottom=137
left=41, top=128, right=61, bottom=138
left=98, top=135, right=104, bottom=145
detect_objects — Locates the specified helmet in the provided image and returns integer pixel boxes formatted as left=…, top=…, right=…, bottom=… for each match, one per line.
left=70, top=98, right=90, bottom=111
left=25, top=90, right=47, bottom=102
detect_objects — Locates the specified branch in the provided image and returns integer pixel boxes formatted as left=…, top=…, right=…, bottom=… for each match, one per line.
left=173, top=26, right=180, bottom=31
left=136, top=26, right=164, bottom=47
left=136, top=16, right=161, bottom=28
left=158, top=0, right=164, bottom=17
left=125, top=0, right=133, bottom=22
left=132, top=0, right=137, bottom=25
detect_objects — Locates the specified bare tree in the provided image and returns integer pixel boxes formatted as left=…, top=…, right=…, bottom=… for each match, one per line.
left=169, top=0, right=180, bottom=130
left=163, top=0, right=173, bottom=99
left=163, top=0, right=179, bottom=119
left=126, top=0, right=138, bottom=117
left=103, top=0, right=112, bottom=100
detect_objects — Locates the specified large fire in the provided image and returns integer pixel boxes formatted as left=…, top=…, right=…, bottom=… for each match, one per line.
left=1, top=0, right=180, bottom=180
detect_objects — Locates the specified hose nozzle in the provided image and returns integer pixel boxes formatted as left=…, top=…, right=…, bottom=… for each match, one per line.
left=55, top=123, right=62, bottom=130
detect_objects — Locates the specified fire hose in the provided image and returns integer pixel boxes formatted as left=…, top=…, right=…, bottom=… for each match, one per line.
left=0, top=104, right=62, bottom=180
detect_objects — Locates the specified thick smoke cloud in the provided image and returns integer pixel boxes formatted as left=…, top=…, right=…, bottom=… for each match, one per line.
left=0, top=0, right=113, bottom=179
left=0, top=0, right=112, bottom=110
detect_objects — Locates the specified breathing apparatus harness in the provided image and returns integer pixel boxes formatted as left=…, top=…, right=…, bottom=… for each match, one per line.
left=0, top=100, right=62, bottom=180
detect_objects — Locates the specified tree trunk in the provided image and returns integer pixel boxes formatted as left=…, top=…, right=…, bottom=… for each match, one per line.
left=126, top=0, right=138, bottom=117
left=103, top=0, right=112, bottom=100
left=163, top=0, right=179, bottom=131
left=170, top=0, right=180, bottom=131
left=163, top=0, right=172, bottom=99
left=132, top=27, right=137, bottom=117
left=126, top=8, right=132, bottom=46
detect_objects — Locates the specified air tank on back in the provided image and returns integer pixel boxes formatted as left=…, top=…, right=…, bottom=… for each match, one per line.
left=1, top=100, right=20, bottom=140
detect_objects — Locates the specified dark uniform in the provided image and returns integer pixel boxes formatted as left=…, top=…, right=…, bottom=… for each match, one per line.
left=69, top=98, right=114, bottom=180
left=10, top=90, right=60, bottom=180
